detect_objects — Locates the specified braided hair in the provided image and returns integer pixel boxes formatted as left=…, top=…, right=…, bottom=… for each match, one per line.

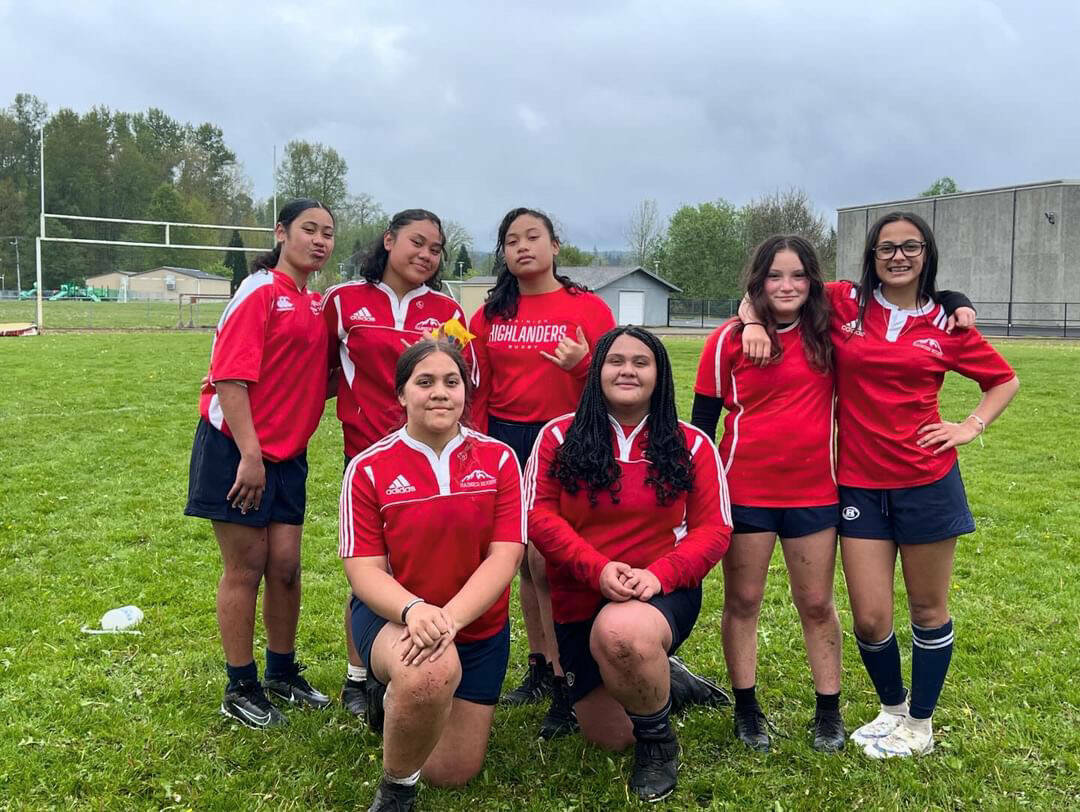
left=551, top=326, right=693, bottom=506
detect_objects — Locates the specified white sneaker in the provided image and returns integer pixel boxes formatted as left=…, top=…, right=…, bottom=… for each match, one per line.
left=864, top=717, right=934, bottom=759
left=850, top=706, right=907, bottom=747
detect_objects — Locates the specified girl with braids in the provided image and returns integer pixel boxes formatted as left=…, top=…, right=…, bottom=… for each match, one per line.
left=185, top=199, right=335, bottom=727
left=740, top=213, right=1016, bottom=758
left=692, top=235, right=845, bottom=754
left=341, top=339, right=524, bottom=812
left=468, top=207, right=615, bottom=738
left=322, top=209, right=478, bottom=718
left=525, top=326, right=731, bottom=803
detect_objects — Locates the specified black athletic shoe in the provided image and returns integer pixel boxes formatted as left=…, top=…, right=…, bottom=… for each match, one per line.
left=629, top=736, right=680, bottom=803
left=538, top=676, right=578, bottom=739
left=264, top=662, right=331, bottom=709
left=734, top=704, right=771, bottom=752
left=366, top=677, right=387, bottom=735
left=810, top=708, right=846, bottom=753
left=341, top=677, right=368, bottom=717
left=367, top=778, right=417, bottom=812
left=221, top=680, right=287, bottom=729
left=501, top=653, right=554, bottom=706
left=668, top=655, right=732, bottom=714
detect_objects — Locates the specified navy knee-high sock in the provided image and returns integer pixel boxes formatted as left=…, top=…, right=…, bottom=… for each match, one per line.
left=910, top=619, right=954, bottom=719
left=855, top=630, right=906, bottom=707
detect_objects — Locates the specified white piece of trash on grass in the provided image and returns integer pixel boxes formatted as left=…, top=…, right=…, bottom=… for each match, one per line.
left=81, top=605, right=144, bottom=635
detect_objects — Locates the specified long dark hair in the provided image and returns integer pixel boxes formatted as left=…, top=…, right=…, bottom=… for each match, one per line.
left=251, top=198, right=335, bottom=273
left=394, top=337, right=473, bottom=421
left=483, top=207, right=587, bottom=321
left=744, top=235, right=832, bottom=372
left=359, top=209, right=446, bottom=291
left=856, top=211, right=940, bottom=330
left=551, top=326, right=693, bottom=506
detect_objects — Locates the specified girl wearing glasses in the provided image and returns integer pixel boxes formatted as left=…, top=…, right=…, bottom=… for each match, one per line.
left=742, top=212, right=1018, bottom=758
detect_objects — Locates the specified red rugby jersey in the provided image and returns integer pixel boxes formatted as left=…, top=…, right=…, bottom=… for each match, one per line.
left=339, top=427, right=525, bottom=642
left=525, top=414, right=731, bottom=624
left=323, top=280, right=480, bottom=457
left=695, top=317, right=837, bottom=507
left=200, top=269, right=326, bottom=462
left=468, top=288, right=616, bottom=429
left=828, top=281, right=1015, bottom=488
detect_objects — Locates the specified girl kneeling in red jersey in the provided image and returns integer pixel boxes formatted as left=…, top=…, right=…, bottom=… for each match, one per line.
left=323, top=209, right=478, bottom=718
left=469, top=207, right=616, bottom=736
left=526, top=327, right=731, bottom=803
left=340, top=339, right=524, bottom=812
left=693, top=235, right=845, bottom=753
left=185, top=199, right=335, bottom=728
left=743, top=213, right=1018, bottom=758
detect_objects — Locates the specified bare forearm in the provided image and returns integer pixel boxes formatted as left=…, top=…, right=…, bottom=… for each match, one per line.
left=968, top=376, right=1020, bottom=430
left=444, top=544, right=523, bottom=629
left=343, top=559, right=419, bottom=623
left=215, top=381, right=260, bottom=457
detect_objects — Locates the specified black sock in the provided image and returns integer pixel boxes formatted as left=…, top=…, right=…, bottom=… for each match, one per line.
left=815, top=691, right=840, bottom=715
left=733, top=686, right=758, bottom=713
left=265, top=648, right=295, bottom=679
left=628, top=698, right=675, bottom=743
left=226, top=661, right=257, bottom=689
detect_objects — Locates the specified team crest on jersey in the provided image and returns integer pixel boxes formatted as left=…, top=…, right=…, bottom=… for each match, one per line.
left=415, top=317, right=443, bottom=332
left=351, top=307, right=376, bottom=322
left=386, top=475, right=416, bottom=495
left=460, top=469, right=497, bottom=488
left=913, top=338, right=944, bottom=357
left=275, top=295, right=295, bottom=311
left=310, top=300, right=321, bottom=315
left=840, top=319, right=864, bottom=336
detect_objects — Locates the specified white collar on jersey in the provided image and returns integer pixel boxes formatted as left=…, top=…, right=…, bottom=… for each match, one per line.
left=607, top=413, right=649, bottom=463
left=375, top=281, right=432, bottom=331
left=396, top=425, right=466, bottom=495
left=872, top=285, right=939, bottom=342
left=775, top=318, right=801, bottom=334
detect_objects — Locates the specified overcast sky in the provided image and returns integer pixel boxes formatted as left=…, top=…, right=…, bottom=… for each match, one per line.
left=2, top=0, right=1077, bottom=249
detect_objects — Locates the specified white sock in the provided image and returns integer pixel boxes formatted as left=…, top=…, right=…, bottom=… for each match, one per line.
left=882, top=699, right=908, bottom=716
left=384, top=769, right=421, bottom=787
left=904, top=715, right=932, bottom=734
left=347, top=664, right=367, bottom=682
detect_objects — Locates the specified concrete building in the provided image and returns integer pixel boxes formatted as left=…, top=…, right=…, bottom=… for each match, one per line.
left=445, top=266, right=680, bottom=326
left=85, top=266, right=231, bottom=301
left=837, top=180, right=1080, bottom=329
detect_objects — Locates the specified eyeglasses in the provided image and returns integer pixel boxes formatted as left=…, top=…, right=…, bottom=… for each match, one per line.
left=873, top=240, right=926, bottom=260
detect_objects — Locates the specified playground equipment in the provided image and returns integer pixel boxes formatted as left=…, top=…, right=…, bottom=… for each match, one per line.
left=18, top=284, right=39, bottom=299
left=48, top=283, right=106, bottom=302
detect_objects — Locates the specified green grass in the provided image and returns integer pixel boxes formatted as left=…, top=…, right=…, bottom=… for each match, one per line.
left=0, top=333, right=1077, bottom=810
left=0, top=299, right=227, bottom=329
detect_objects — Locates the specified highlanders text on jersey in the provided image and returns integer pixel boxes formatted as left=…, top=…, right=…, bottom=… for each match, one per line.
left=339, top=428, right=525, bottom=642
left=323, top=280, right=479, bottom=456
left=525, top=415, right=731, bottom=624
left=695, top=317, right=836, bottom=507
left=469, top=288, right=616, bottom=427
left=200, top=269, right=326, bottom=462
left=828, top=281, right=1015, bottom=488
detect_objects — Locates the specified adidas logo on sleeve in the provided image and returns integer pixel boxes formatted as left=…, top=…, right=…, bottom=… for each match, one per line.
left=385, top=474, right=416, bottom=495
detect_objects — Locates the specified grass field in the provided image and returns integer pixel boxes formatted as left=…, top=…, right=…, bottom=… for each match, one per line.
left=0, top=299, right=227, bottom=329
left=1, top=333, right=1078, bottom=810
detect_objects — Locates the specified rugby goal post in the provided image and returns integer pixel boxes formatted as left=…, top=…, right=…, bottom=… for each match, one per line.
left=27, top=127, right=277, bottom=333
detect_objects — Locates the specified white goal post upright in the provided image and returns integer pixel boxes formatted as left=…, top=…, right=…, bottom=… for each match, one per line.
left=33, top=126, right=276, bottom=332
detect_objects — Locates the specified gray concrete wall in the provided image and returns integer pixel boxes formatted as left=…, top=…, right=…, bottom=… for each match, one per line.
left=595, top=270, right=672, bottom=326
left=837, top=183, right=1079, bottom=326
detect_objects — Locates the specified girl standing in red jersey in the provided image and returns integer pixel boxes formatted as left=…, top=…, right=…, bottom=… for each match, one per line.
left=341, top=339, right=524, bottom=812
left=693, top=235, right=845, bottom=754
left=322, top=209, right=477, bottom=717
left=468, top=207, right=615, bottom=737
left=526, top=326, right=731, bottom=803
left=185, top=199, right=335, bottom=728
left=742, top=213, right=1018, bottom=759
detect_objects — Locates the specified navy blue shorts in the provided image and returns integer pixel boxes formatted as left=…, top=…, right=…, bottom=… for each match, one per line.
left=839, top=462, right=975, bottom=545
left=731, top=504, right=839, bottom=538
left=184, top=419, right=307, bottom=527
left=487, top=416, right=547, bottom=468
left=554, top=587, right=702, bottom=705
left=351, top=597, right=510, bottom=706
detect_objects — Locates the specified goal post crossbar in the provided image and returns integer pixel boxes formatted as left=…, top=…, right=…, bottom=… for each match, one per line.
left=44, top=212, right=274, bottom=233
left=40, top=236, right=271, bottom=252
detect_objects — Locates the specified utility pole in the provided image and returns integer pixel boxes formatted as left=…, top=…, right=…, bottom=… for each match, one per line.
left=11, top=238, right=20, bottom=293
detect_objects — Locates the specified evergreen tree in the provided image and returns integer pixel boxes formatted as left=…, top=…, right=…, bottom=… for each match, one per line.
left=454, top=244, right=472, bottom=277
left=225, top=230, right=247, bottom=293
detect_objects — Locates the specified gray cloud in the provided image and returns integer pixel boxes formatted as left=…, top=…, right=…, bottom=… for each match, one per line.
left=2, top=0, right=1077, bottom=249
